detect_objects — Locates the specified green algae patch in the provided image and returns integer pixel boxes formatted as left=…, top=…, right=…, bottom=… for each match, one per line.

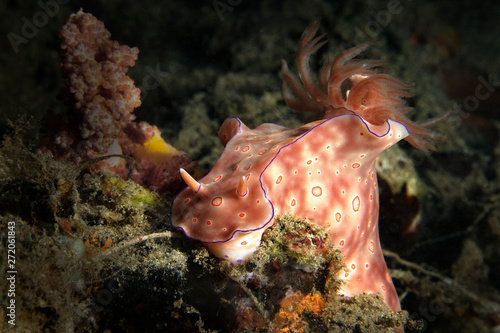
left=101, top=176, right=162, bottom=208
left=210, top=214, right=410, bottom=332
left=257, top=214, right=343, bottom=272
left=0, top=123, right=176, bottom=331
left=322, top=293, right=409, bottom=332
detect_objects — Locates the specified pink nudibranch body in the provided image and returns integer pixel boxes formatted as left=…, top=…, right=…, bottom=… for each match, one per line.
left=172, top=113, right=408, bottom=312
left=172, top=20, right=442, bottom=316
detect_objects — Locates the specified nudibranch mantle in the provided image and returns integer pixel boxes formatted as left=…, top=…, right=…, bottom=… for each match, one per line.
left=172, top=112, right=408, bottom=311
left=170, top=19, right=444, bottom=314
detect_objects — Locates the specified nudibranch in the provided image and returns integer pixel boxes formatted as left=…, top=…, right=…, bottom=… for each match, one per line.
left=172, top=21, right=441, bottom=313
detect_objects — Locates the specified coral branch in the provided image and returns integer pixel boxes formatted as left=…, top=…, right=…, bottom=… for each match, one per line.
left=38, top=10, right=196, bottom=194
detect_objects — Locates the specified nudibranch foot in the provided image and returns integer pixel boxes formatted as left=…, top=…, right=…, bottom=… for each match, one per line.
left=205, top=230, right=264, bottom=265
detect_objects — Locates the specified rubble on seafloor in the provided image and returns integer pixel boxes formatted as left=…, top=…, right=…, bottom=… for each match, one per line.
left=0, top=122, right=412, bottom=332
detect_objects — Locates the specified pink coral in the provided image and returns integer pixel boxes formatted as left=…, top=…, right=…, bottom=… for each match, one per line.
left=58, top=9, right=140, bottom=160
left=39, top=10, right=195, bottom=194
